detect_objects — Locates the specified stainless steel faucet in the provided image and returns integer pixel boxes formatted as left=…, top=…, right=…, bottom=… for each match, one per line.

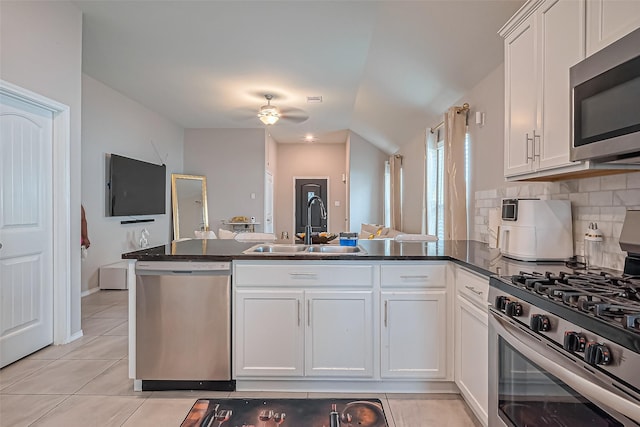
left=304, top=195, right=327, bottom=245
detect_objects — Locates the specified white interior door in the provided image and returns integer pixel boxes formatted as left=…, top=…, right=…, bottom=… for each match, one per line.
left=264, top=171, right=274, bottom=233
left=0, top=94, right=54, bottom=367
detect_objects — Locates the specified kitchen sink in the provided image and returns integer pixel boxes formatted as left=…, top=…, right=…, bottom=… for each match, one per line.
left=243, top=244, right=367, bottom=256
left=248, top=244, right=308, bottom=253
left=306, top=245, right=363, bottom=254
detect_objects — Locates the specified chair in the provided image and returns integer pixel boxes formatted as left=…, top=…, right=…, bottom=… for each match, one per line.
left=234, top=232, right=277, bottom=242
left=394, top=233, right=438, bottom=242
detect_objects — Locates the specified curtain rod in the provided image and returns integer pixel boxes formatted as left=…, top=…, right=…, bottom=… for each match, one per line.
left=429, top=103, right=470, bottom=133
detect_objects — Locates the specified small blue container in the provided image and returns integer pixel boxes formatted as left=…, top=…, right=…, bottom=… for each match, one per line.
left=339, top=232, right=358, bottom=246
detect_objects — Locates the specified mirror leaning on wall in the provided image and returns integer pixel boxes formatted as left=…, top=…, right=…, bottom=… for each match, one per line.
left=171, top=174, right=208, bottom=240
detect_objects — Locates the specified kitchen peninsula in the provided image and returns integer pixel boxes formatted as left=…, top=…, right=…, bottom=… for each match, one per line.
left=122, top=239, right=566, bottom=426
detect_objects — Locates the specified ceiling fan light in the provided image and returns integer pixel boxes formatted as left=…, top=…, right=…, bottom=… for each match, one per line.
left=258, top=105, right=280, bottom=125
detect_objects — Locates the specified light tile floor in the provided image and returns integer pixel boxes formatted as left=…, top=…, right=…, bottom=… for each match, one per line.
left=0, top=290, right=481, bottom=427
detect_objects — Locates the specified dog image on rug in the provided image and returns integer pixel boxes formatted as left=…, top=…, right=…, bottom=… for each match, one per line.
left=180, top=398, right=388, bottom=427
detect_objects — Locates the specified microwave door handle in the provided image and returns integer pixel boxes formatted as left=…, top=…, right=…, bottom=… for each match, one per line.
left=492, top=313, right=640, bottom=422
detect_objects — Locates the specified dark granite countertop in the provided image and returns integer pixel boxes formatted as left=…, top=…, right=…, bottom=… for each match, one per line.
left=123, top=239, right=575, bottom=277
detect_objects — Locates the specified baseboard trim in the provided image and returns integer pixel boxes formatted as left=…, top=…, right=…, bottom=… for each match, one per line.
left=67, top=329, right=84, bottom=344
left=81, top=286, right=100, bottom=297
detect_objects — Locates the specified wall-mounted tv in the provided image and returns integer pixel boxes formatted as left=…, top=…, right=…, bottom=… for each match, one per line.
left=108, top=154, right=166, bottom=216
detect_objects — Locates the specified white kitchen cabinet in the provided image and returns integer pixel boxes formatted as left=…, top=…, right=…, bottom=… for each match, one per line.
left=501, top=0, right=586, bottom=180
left=379, top=263, right=451, bottom=380
left=305, top=290, right=373, bottom=377
left=380, top=290, right=448, bottom=379
left=454, top=267, right=489, bottom=427
left=586, top=0, right=640, bottom=56
left=234, top=262, right=375, bottom=379
left=235, top=289, right=304, bottom=377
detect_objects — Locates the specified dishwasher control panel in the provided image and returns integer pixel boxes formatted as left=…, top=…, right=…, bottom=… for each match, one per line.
left=136, top=261, right=230, bottom=272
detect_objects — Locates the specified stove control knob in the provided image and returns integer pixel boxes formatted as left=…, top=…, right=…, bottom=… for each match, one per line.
left=495, top=296, right=509, bottom=311
left=530, top=314, right=551, bottom=332
left=505, top=301, right=523, bottom=317
left=584, top=342, right=611, bottom=366
left=563, top=331, right=586, bottom=352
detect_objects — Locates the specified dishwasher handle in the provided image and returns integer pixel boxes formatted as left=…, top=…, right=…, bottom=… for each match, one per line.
left=135, top=261, right=230, bottom=276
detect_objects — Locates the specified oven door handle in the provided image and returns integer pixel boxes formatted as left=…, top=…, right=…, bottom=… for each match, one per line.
left=492, top=312, right=640, bottom=423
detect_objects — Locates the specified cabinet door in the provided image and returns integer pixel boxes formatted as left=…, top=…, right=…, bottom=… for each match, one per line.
left=537, top=0, right=585, bottom=170
left=235, top=290, right=304, bottom=377
left=381, top=290, right=448, bottom=379
left=455, top=295, right=489, bottom=426
left=587, top=0, right=640, bottom=56
left=504, top=13, right=537, bottom=177
left=304, top=290, right=373, bottom=377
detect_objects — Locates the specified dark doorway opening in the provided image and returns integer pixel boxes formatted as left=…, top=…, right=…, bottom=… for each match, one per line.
left=295, top=178, right=328, bottom=234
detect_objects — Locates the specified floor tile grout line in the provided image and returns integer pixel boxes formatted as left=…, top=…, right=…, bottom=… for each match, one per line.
left=26, top=393, right=75, bottom=427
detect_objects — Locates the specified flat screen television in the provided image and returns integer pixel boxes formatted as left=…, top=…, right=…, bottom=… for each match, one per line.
left=108, top=154, right=166, bottom=216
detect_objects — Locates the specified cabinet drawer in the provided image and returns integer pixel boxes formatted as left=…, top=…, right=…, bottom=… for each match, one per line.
left=456, top=267, right=489, bottom=307
left=381, top=263, right=446, bottom=288
left=235, top=263, right=374, bottom=287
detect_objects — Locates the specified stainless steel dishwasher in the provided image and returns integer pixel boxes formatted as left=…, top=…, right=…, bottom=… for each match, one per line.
left=135, top=261, right=235, bottom=391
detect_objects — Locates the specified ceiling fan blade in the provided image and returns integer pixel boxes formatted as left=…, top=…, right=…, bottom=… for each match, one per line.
left=280, top=107, right=309, bottom=124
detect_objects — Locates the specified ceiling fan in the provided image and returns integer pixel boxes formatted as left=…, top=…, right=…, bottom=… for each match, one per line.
left=255, top=94, right=308, bottom=125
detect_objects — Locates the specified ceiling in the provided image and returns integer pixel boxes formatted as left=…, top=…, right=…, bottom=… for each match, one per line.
left=75, top=0, right=524, bottom=154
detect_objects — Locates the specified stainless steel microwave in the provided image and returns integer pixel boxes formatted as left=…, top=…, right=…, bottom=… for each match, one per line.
left=570, top=26, right=640, bottom=163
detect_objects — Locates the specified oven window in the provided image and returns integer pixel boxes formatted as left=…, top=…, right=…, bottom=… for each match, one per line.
left=498, top=338, right=622, bottom=427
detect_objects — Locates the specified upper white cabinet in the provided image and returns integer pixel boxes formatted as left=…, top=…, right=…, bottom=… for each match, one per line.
left=586, top=0, right=640, bottom=56
left=501, top=0, right=585, bottom=180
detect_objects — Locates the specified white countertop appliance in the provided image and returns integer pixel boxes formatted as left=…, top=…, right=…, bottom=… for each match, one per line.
left=499, top=198, right=573, bottom=261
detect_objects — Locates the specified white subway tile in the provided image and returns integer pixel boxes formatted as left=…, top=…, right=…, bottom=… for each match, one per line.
left=627, top=171, right=640, bottom=189
left=613, top=189, right=640, bottom=206
left=589, top=191, right=613, bottom=206
left=601, top=174, right=627, bottom=190
left=569, top=192, right=589, bottom=206
left=578, top=177, right=601, bottom=192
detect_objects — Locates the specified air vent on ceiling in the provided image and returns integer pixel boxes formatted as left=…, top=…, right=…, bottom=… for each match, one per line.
left=306, top=96, right=323, bottom=103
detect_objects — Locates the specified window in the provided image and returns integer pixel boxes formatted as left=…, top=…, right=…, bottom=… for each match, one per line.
left=426, top=128, right=470, bottom=241
left=384, top=160, right=391, bottom=227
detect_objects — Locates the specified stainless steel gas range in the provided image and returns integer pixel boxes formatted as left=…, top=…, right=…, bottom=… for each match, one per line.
left=488, top=211, right=640, bottom=427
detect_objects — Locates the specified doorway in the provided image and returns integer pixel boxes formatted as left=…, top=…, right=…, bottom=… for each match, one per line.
left=294, top=178, right=328, bottom=234
left=0, top=80, right=72, bottom=367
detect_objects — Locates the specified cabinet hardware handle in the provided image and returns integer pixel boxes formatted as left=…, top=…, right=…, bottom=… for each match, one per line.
left=525, top=133, right=534, bottom=162
left=289, top=272, right=318, bottom=279
left=399, top=275, right=429, bottom=279
left=384, top=300, right=388, bottom=327
left=307, top=300, right=311, bottom=326
left=465, top=285, right=483, bottom=295
left=533, top=130, right=541, bottom=159
left=297, top=300, right=301, bottom=326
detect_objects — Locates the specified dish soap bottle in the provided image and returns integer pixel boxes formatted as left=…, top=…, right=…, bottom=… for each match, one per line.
left=584, top=222, right=604, bottom=270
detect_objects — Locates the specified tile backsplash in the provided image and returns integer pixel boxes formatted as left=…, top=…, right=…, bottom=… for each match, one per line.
left=474, top=171, right=640, bottom=271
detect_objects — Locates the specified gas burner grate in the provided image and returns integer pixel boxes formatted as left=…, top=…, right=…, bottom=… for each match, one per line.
left=507, top=270, right=640, bottom=332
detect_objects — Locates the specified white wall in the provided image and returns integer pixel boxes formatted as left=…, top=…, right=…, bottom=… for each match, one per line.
left=276, top=143, right=348, bottom=239
left=81, top=75, right=184, bottom=292
left=0, top=1, right=83, bottom=335
left=184, top=128, right=266, bottom=233
left=348, top=132, right=388, bottom=230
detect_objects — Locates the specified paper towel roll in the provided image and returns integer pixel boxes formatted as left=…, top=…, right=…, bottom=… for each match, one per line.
left=488, top=208, right=501, bottom=249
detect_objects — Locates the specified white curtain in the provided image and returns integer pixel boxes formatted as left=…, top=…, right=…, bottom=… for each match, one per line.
left=389, top=154, right=403, bottom=231
left=443, top=106, right=468, bottom=241
left=424, top=129, right=438, bottom=236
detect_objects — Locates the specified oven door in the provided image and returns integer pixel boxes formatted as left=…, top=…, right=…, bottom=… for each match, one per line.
left=489, top=310, right=640, bottom=427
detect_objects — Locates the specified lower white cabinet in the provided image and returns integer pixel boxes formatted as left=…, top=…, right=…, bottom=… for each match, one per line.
left=381, top=290, right=448, bottom=379
left=305, top=290, right=373, bottom=377
left=235, top=290, right=304, bottom=377
left=454, top=267, right=489, bottom=426
left=234, top=262, right=375, bottom=379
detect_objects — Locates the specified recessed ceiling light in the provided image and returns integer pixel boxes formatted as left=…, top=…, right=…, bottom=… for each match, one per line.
left=307, top=96, right=323, bottom=103
left=304, top=134, right=315, bottom=142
